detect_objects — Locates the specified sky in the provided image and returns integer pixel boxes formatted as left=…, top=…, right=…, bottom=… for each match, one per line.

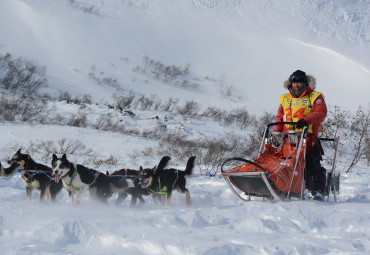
left=0, top=0, right=370, bottom=254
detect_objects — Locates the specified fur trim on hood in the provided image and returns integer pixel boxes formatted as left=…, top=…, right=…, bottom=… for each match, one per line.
left=283, top=75, right=316, bottom=90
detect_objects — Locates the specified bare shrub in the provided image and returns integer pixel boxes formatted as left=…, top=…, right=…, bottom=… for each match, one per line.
left=320, top=105, right=370, bottom=171
left=58, top=92, right=93, bottom=105
left=0, top=95, right=46, bottom=123
left=66, top=111, right=88, bottom=127
left=202, top=106, right=226, bottom=122
left=58, top=91, right=73, bottom=102
left=202, top=106, right=254, bottom=129
left=136, top=56, right=195, bottom=89
left=365, top=138, right=370, bottom=166
left=81, top=94, right=93, bottom=104
left=121, top=127, right=140, bottom=136
left=141, top=125, right=167, bottom=139
left=143, top=56, right=190, bottom=79
left=134, top=95, right=155, bottom=110
left=233, top=107, right=255, bottom=129
left=161, top=97, right=179, bottom=112
left=217, top=75, right=234, bottom=98
left=114, top=92, right=136, bottom=109
left=346, top=105, right=370, bottom=172
left=127, top=149, right=140, bottom=166
left=26, top=138, right=95, bottom=163
left=177, top=100, right=200, bottom=118
left=246, top=112, right=276, bottom=155
left=144, top=132, right=249, bottom=174
left=322, top=106, right=350, bottom=142
left=152, top=96, right=163, bottom=111
left=156, top=133, right=202, bottom=163
left=90, top=155, right=119, bottom=168
left=88, top=67, right=119, bottom=89
left=69, top=0, right=100, bottom=15
left=0, top=53, right=47, bottom=96
left=176, top=80, right=200, bottom=89
left=92, top=115, right=124, bottom=133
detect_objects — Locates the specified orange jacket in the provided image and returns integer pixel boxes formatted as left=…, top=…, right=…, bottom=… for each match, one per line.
left=274, top=75, right=327, bottom=154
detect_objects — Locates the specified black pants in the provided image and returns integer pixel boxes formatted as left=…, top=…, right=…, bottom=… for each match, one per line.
left=306, top=141, right=327, bottom=195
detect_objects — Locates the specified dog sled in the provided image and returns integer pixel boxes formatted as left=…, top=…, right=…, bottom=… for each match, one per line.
left=221, top=122, right=340, bottom=202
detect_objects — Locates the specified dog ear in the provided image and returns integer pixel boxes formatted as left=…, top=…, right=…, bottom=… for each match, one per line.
left=27, top=154, right=31, bottom=160
left=139, top=166, right=143, bottom=172
left=152, top=165, right=157, bottom=175
left=106, top=171, right=109, bottom=175
left=17, top=148, right=21, bottom=154
left=62, top=154, right=67, bottom=161
left=52, top=154, right=57, bottom=162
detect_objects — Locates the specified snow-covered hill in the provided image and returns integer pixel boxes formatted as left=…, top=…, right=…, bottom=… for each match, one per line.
left=0, top=0, right=370, bottom=254
left=0, top=0, right=369, bottom=112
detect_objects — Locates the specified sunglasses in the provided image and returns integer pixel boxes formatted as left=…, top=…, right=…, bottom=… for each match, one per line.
left=289, top=73, right=306, bottom=83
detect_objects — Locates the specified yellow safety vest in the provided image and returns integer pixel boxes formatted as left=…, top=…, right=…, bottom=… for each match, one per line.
left=280, top=91, right=323, bottom=133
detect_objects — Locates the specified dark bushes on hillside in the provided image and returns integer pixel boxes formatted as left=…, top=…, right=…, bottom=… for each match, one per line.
left=0, top=95, right=46, bottom=123
left=0, top=53, right=47, bottom=96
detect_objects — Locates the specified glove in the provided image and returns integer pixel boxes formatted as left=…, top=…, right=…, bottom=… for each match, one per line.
left=271, top=132, right=283, bottom=148
left=296, top=119, right=308, bottom=129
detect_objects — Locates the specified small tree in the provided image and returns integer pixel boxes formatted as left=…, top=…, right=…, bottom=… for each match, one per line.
left=0, top=53, right=47, bottom=96
left=346, top=105, right=370, bottom=172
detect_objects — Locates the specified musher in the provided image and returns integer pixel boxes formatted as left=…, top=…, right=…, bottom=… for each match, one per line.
left=273, top=70, right=327, bottom=200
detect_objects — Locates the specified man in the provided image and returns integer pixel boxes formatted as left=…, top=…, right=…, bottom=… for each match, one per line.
left=273, top=70, right=327, bottom=200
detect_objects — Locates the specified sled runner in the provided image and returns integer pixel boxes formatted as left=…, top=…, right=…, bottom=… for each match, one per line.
left=221, top=122, right=340, bottom=202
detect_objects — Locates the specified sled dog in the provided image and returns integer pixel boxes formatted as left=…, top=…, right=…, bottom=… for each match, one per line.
left=106, top=168, right=149, bottom=207
left=3, top=149, right=63, bottom=202
left=139, top=156, right=195, bottom=206
left=51, top=154, right=111, bottom=205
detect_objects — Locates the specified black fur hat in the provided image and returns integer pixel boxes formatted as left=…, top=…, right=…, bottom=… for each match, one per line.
left=289, top=70, right=307, bottom=83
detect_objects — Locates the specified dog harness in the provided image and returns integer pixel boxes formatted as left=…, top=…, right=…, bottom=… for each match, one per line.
left=65, top=164, right=100, bottom=191
left=20, top=166, right=52, bottom=187
left=149, top=170, right=179, bottom=195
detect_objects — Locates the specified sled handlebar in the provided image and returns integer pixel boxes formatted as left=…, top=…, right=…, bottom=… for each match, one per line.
left=266, top=121, right=308, bottom=129
left=265, top=122, right=309, bottom=138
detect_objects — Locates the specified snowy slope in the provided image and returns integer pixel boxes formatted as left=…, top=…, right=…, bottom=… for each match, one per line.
left=0, top=0, right=370, bottom=254
left=0, top=0, right=369, bottom=112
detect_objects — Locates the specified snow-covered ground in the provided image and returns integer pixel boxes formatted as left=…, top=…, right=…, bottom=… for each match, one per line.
left=1, top=0, right=370, bottom=254
left=0, top=124, right=369, bottom=255
left=1, top=175, right=370, bottom=255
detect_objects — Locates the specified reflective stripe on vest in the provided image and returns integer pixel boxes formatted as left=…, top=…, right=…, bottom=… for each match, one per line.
left=280, top=91, right=323, bottom=133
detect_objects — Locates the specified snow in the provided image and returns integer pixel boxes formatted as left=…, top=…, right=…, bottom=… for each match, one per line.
left=1, top=138, right=370, bottom=254
left=0, top=0, right=370, bottom=254
left=0, top=0, right=369, bottom=112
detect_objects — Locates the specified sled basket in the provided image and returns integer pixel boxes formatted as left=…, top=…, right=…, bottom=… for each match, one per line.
left=221, top=122, right=308, bottom=201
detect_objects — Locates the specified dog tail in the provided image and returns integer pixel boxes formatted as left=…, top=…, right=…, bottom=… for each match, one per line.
left=184, top=156, right=196, bottom=177
left=0, top=163, right=18, bottom=177
left=157, top=156, right=171, bottom=171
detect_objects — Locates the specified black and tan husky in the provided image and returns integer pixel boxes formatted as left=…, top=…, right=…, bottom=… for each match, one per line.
left=106, top=168, right=150, bottom=207
left=1, top=149, right=63, bottom=202
left=139, top=156, right=196, bottom=206
left=51, top=154, right=114, bottom=205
